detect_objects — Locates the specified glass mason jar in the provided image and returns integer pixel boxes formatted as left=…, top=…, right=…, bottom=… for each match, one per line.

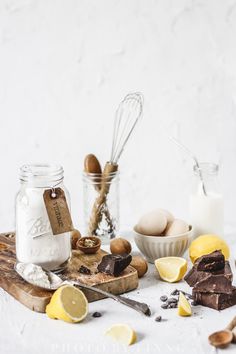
left=189, top=163, right=224, bottom=238
left=83, top=171, right=119, bottom=244
left=15, top=164, right=71, bottom=272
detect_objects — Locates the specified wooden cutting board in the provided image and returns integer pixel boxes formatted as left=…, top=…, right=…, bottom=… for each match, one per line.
left=0, top=232, right=138, bottom=313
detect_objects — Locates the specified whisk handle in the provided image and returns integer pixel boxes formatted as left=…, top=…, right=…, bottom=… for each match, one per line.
left=101, top=162, right=118, bottom=195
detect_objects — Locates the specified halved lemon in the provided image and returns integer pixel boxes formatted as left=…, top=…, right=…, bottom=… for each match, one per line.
left=105, top=324, right=137, bottom=345
left=178, top=292, right=192, bottom=316
left=154, top=257, right=187, bottom=283
left=46, top=285, right=88, bottom=323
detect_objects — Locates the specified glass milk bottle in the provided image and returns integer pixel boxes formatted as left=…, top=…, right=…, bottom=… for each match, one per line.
left=189, top=163, right=224, bottom=238
left=15, top=164, right=71, bottom=272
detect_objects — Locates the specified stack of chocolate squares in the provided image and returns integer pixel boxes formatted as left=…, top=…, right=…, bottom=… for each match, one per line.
left=184, top=250, right=236, bottom=310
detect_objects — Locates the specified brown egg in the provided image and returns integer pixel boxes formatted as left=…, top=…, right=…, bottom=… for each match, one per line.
left=164, top=219, right=189, bottom=236
left=130, top=255, right=148, bottom=278
left=159, top=209, right=174, bottom=224
left=110, top=238, right=132, bottom=255
left=137, top=209, right=167, bottom=236
left=71, top=229, right=81, bottom=249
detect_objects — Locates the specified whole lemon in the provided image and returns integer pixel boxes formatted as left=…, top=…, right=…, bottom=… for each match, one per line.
left=189, top=234, right=230, bottom=263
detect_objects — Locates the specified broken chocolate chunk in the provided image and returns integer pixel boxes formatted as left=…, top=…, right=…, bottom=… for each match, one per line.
left=193, top=288, right=236, bottom=310
left=184, top=261, right=232, bottom=287
left=194, top=250, right=225, bottom=272
left=97, top=254, right=132, bottom=277
left=194, top=274, right=233, bottom=294
left=78, top=265, right=91, bottom=275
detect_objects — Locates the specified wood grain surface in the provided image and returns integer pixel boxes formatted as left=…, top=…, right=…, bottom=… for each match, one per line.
left=0, top=233, right=138, bottom=313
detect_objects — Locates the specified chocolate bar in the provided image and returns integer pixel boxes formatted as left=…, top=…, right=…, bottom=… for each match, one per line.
left=193, top=288, right=236, bottom=310
left=194, top=250, right=225, bottom=272
left=194, top=275, right=233, bottom=294
left=97, top=254, right=132, bottom=277
left=184, top=261, right=232, bottom=287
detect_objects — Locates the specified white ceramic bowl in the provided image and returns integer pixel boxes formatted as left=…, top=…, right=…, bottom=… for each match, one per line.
left=133, top=225, right=193, bottom=263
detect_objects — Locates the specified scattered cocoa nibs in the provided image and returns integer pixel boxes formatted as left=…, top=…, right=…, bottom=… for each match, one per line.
left=78, top=265, right=91, bottom=275
left=155, top=315, right=162, bottom=322
left=160, top=290, right=194, bottom=310
left=92, top=312, right=102, bottom=318
left=161, top=303, right=168, bottom=309
left=160, top=295, right=168, bottom=302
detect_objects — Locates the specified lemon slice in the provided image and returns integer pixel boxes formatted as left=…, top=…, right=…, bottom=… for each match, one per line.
left=105, top=324, right=137, bottom=345
left=46, top=285, right=88, bottom=323
left=154, top=257, right=187, bottom=282
left=178, top=292, right=192, bottom=316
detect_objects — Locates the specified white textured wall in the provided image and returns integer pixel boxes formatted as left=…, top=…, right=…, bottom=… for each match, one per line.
left=0, top=0, right=236, bottom=233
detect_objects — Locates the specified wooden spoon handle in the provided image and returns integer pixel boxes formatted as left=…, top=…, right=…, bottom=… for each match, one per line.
left=225, top=316, right=236, bottom=331
left=232, top=327, right=236, bottom=343
left=225, top=316, right=236, bottom=343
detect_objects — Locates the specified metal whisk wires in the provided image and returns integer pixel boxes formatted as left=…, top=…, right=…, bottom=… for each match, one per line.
left=110, top=92, right=144, bottom=164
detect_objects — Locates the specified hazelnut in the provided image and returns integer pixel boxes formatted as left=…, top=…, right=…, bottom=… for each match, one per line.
left=71, top=229, right=81, bottom=249
left=130, top=255, right=148, bottom=278
left=110, top=237, right=132, bottom=255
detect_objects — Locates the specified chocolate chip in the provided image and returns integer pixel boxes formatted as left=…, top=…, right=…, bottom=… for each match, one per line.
left=92, top=312, right=102, bottom=318
left=160, top=295, right=168, bottom=302
left=169, top=302, right=177, bottom=308
left=170, top=289, right=180, bottom=296
left=167, top=297, right=177, bottom=304
left=161, top=303, right=168, bottom=309
left=155, top=316, right=162, bottom=322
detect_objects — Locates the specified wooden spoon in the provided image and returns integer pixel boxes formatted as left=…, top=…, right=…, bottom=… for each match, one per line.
left=84, top=154, right=102, bottom=191
left=209, top=316, right=236, bottom=348
left=209, top=330, right=233, bottom=349
left=84, top=154, right=102, bottom=175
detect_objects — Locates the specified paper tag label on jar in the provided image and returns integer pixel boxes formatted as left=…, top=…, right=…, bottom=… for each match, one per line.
left=43, top=187, right=73, bottom=235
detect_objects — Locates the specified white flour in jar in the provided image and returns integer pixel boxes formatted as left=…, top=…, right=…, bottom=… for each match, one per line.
left=16, top=187, right=71, bottom=271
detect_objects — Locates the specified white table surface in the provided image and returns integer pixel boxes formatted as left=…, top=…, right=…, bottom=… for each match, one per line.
left=1, top=230, right=236, bottom=354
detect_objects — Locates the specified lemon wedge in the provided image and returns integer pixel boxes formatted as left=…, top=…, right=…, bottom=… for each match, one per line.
left=105, top=324, right=137, bottom=345
left=154, top=257, right=187, bottom=282
left=46, top=285, right=88, bottom=323
left=178, top=292, right=192, bottom=316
